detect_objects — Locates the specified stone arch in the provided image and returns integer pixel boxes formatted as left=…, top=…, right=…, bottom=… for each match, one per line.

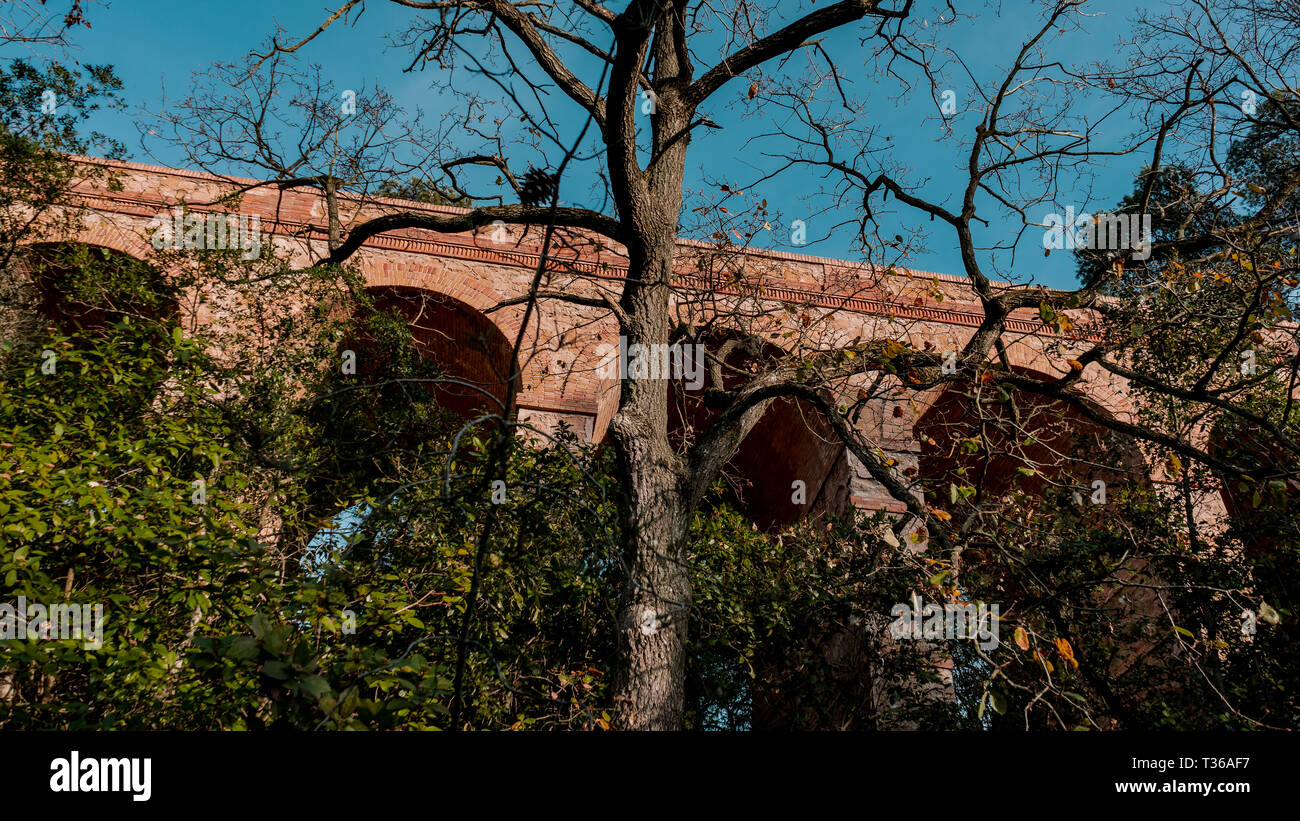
left=668, top=332, right=850, bottom=530
left=300, top=284, right=522, bottom=566
left=1207, top=415, right=1300, bottom=557
left=0, top=239, right=182, bottom=430
left=910, top=369, right=1167, bottom=704
left=354, top=285, right=519, bottom=419
left=913, top=366, right=1148, bottom=518
left=12, top=239, right=177, bottom=332
left=78, top=214, right=158, bottom=262
left=359, top=256, right=505, bottom=321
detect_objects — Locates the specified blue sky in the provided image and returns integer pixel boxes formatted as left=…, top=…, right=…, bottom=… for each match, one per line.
left=44, top=0, right=1159, bottom=289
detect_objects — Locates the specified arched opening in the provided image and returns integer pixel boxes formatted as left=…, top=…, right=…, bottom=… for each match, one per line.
left=912, top=373, right=1168, bottom=717
left=1, top=242, right=180, bottom=417
left=1208, top=416, right=1300, bottom=558
left=914, top=375, right=1145, bottom=521
left=353, top=286, right=517, bottom=419
left=302, top=286, right=520, bottom=565
left=912, top=375, right=1150, bottom=623
left=20, top=241, right=176, bottom=331
left=667, top=333, right=849, bottom=530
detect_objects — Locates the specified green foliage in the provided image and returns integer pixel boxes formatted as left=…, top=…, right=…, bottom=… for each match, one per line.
left=0, top=263, right=948, bottom=729
left=0, top=316, right=264, bottom=727
left=685, top=501, right=966, bottom=730
left=0, top=58, right=125, bottom=267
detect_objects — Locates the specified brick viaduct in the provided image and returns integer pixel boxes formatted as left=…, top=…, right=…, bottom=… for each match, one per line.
left=36, top=156, right=1155, bottom=527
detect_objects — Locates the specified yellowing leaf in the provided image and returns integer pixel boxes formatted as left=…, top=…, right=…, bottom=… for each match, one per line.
left=1054, top=637, right=1079, bottom=669
left=1014, top=627, right=1030, bottom=651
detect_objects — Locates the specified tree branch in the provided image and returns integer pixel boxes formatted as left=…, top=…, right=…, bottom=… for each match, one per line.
left=686, top=0, right=907, bottom=107
left=320, top=204, right=624, bottom=265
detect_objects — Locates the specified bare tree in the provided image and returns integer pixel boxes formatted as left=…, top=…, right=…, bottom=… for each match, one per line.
left=0, top=0, right=94, bottom=51
left=151, top=0, right=1300, bottom=729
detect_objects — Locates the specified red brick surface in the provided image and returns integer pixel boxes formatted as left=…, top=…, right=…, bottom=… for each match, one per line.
left=26, top=157, right=1191, bottom=520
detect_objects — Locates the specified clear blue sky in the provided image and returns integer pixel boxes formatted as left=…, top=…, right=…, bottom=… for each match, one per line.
left=46, top=0, right=1152, bottom=288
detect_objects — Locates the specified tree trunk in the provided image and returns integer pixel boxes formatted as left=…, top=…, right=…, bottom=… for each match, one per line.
left=609, top=448, right=692, bottom=729
left=608, top=229, right=693, bottom=730
left=605, top=59, right=698, bottom=726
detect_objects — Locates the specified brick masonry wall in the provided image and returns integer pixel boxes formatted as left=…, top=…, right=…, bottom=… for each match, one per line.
left=17, top=156, right=1221, bottom=524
